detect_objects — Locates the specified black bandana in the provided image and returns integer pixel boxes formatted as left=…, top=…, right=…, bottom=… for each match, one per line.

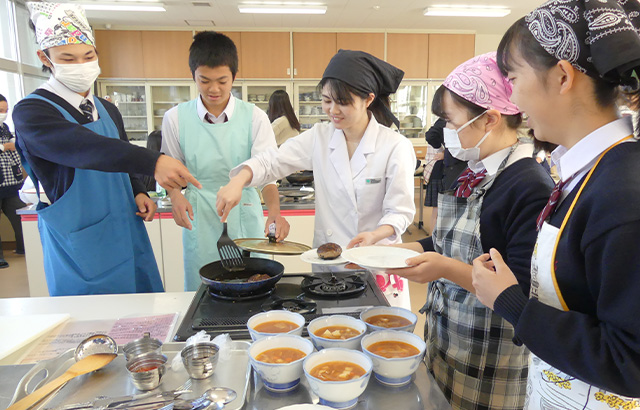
left=527, top=0, right=640, bottom=90
left=322, top=49, right=404, bottom=128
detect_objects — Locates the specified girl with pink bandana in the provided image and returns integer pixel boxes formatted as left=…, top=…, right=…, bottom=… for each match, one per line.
left=390, top=52, right=554, bottom=409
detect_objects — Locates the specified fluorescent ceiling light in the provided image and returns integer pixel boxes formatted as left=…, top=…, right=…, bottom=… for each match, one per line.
left=238, top=4, right=326, bottom=14
left=424, top=5, right=510, bottom=17
left=81, top=2, right=166, bottom=12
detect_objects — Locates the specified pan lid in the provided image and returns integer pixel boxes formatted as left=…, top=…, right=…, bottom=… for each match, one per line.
left=233, top=238, right=311, bottom=255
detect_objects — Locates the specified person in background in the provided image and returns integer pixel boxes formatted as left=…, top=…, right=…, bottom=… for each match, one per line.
left=217, top=50, right=416, bottom=309
left=0, top=94, right=26, bottom=266
left=472, top=0, right=640, bottom=405
left=390, top=52, right=554, bottom=410
left=267, top=90, right=300, bottom=146
left=140, top=130, right=162, bottom=192
left=161, top=31, right=289, bottom=291
left=423, top=117, right=466, bottom=233
left=13, top=2, right=200, bottom=296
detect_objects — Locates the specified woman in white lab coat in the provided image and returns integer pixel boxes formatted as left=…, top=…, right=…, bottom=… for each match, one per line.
left=217, top=50, right=416, bottom=308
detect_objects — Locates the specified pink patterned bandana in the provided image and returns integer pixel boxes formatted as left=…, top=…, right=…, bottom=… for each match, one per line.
left=443, top=51, right=520, bottom=115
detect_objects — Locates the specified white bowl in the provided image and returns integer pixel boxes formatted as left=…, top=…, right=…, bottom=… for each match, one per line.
left=307, top=315, right=367, bottom=351
left=249, top=335, right=314, bottom=392
left=361, top=330, right=426, bottom=386
left=359, top=306, right=417, bottom=333
left=303, top=348, right=372, bottom=410
left=247, top=311, right=305, bottom=341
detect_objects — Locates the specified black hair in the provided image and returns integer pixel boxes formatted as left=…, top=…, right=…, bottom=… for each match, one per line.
left=29, top=20, right=52, bottom=74
left=268, top=90, right=300, bottom=132
left=497, top=17, right=620, bottom=113
left=0, top=94, right=6, bottom=103
left=317, top=77, right=393, bottom=127
left=146, top=130, right=162, bottom=152
left=189, top=31, right=238, bottom=79
left=431, top=84, right=523, bottom=130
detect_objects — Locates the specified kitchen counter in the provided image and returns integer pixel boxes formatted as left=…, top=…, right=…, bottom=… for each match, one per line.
left=17, top=195, right=316, bottom=296
left=0, top=292, right=452, bottom=410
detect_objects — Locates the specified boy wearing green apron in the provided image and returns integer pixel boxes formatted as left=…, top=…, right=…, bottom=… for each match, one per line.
left=161, top=31, right=288, bottom=291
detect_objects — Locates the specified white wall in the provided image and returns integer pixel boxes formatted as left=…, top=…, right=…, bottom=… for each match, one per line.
left=475, top=34, right=503, bottom=56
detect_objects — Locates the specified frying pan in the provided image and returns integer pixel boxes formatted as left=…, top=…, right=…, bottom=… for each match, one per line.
left=285, top=170, right=314, bottom=185
left=199, top=257, right=284, bottom=295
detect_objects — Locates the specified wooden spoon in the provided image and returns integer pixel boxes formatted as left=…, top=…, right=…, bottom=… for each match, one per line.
left=7, top=353, right=117, bottom=410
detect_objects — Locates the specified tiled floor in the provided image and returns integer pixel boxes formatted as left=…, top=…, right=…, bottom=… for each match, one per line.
left=0, top=252, right=28, bottom=298
left=0, top=198, right=434, bottom=336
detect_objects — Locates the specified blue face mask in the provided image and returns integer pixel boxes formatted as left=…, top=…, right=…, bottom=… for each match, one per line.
left=442, top=111, right=490, bottom=161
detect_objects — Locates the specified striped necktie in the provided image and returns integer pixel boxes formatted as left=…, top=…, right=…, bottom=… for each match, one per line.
left=536, top=176, right=573, bottom=231
left=455, top=168, right=487, bottom=198
left=79, top=99, right=94, bottom=122
left=205, top=113, right=228, bottom=124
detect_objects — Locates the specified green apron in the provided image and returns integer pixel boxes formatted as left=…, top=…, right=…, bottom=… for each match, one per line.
left=178, top=98, right=264, bottom=291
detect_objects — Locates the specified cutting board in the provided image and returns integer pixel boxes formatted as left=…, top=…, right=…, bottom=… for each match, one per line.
left=0, top=314, right=70, bottom=360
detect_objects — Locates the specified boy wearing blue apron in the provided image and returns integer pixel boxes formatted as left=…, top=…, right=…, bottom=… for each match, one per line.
left=161, top=31, right=288, bottom=291
left=13, top=3, right=199, bottom=296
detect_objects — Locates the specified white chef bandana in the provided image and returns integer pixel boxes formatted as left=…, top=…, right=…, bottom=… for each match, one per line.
left=27, top=2, right=95, bottom=50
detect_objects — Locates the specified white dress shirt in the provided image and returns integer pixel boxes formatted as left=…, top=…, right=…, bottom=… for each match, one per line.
left=39, top=76, right=98, bottom=121
left=469, top=141, right=535, bottom=177
left=161, top=95, right=277, bottom=167
left=550, top=116, right=635, bottom=201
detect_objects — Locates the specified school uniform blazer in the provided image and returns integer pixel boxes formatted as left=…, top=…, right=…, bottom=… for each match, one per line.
left=233, top=115, right=416, bottom=248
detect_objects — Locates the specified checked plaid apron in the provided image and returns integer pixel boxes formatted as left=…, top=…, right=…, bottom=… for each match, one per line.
left=421, top=144, right=529, bottom=410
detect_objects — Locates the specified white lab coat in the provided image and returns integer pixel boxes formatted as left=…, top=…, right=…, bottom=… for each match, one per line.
left=233, top=114, right=417, bottom=249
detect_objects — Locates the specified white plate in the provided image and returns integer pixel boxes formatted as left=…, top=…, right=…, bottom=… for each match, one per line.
left=300, top=248, right=347, bottom=265
left=342, top=246, right=420, bottom=270
left=277, top=405, right=333, bottom=410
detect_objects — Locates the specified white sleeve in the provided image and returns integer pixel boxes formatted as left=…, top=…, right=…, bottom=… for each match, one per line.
left=378, top=138, right=417, bottom=241
left=230, top=127, right=316, bottom=187
left=250, top=106, right=278, bottom=188
left=160, top=107, right=185, bottom=164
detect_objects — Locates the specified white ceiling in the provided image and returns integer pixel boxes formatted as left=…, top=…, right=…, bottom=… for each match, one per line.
left=82, top=0, right=548, bottom=35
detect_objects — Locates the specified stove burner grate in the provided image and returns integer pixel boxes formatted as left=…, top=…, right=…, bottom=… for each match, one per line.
left=207, top=286, right=274, bottom=301
left=262, top=297, right=317, bottom=315
left=301, top=274, right=366, bottom=298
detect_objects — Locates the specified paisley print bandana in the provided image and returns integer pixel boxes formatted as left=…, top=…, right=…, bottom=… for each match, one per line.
left=443, top=51, right=521, bottom=115
left=527, top=0, right=640, bottom=89
left=27, top=2, right=94, bottom=50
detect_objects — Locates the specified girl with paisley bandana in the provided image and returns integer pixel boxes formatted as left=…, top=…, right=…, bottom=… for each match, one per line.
left=472, top=0, right=640, bottom=408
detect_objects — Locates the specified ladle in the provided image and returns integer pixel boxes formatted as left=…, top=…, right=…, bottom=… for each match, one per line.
left=6, top=353, right=117, bottom=410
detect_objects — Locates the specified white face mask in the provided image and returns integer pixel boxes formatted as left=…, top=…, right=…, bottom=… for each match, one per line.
left=46, top=54, right=101, bottom=93
left=443, top=111, right=490, bottom=161
left=0, top=113, right=6, bottom=124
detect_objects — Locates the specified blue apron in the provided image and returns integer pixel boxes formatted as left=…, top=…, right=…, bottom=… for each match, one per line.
left=178, top=98, right=264, bottom=291
left=18, top=94, right=163, bottom=296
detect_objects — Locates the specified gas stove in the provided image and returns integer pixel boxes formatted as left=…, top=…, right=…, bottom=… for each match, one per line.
left=174, top=270, right=389, bottom=341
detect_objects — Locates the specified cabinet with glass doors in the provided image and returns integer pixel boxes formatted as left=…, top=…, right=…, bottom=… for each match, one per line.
left=294, top=81, right=326, bottom=131
left=100, top=82, right=148, bottom=143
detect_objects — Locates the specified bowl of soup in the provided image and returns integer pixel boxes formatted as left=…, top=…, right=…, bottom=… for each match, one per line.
left=303, top=348, right=372, bottom=409
left=359, top=306, right=417, bottom=333
left=249, top=334, right=314, bottom=392
left=307, top=315, right=367, bottom=351
left=247, top=311, right=305, bottom=341
left=361, top=330, right=426, bottom=387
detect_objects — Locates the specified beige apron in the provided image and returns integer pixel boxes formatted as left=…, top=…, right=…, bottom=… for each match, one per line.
left=527, top=136, right=640, bottom=410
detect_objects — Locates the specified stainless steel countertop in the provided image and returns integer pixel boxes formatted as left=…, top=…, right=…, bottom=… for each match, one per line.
left=0, top=347, right=451, bottom=410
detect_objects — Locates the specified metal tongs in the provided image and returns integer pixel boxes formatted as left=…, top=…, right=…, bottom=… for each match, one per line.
left=45, top=390, right=193, bottom=410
